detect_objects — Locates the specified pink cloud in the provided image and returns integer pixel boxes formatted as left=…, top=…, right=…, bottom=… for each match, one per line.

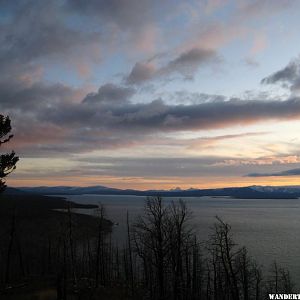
left=250, top=32, right=268, bottom=55
left=133, top=25, right=160, bottom=54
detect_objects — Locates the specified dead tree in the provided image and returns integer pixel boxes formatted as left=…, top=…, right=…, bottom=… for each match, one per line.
left=132, top=197, right=198, bottom=300
left=266, top=262, right=294, bottom=294
left=67, top=203, right=77, bottom=289
left=127, top=211, right=135, bottom=297
left=5, top=208, right=16, bottom=285
left=209, top=217, right=240, bottom=300
left=133, top=196, right=170, bottom=300
left=168, top=200, right=192, bottom=300
left=95, top=203, right=105, bottom=287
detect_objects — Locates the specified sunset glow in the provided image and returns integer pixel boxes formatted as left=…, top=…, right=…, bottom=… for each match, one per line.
left=2, top=0, right=300, bottom=189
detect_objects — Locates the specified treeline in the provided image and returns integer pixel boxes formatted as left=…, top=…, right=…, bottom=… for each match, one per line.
left=0, top=196, right=294, bottom=299
left=129, top=197, right=294, bottom=300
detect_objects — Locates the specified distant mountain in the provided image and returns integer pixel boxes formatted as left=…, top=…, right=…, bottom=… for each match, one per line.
left=2, top=187, right=26, bottom=195
left=15, top=185, right=300, bottom=199
left=18, top=185, right=121, bottom=195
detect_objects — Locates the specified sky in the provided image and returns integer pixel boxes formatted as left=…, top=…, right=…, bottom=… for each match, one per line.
left=2, top=0, right=300, bottom=190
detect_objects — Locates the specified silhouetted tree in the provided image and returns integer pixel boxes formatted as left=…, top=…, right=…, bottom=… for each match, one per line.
left=0, top=115, right=18, bottom=192
left=95, top=203, right=106, bottom=287
left=133, top=196, right=170, bottom=300
left=266, top=261, right=294, bottom=295
left=208, top=217, right=240, bottom=300
left=132, top=197, right=198, bottom=300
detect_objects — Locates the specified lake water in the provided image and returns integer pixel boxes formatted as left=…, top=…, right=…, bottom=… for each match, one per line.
left=62, top=194, right=300, bottom=284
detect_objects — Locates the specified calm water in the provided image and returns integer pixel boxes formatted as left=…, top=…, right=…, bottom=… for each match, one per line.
left=62, top=194, right=300, bottom=283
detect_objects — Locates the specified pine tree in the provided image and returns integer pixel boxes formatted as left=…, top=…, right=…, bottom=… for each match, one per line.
left=0, top=115, right=19, bottom=192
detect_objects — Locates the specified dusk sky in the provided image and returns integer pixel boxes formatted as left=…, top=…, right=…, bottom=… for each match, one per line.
left=2, top=0, right=300, bottom=189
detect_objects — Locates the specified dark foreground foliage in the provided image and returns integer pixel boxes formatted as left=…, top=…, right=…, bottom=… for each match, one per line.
left=0, top=115, right=19, bottom=192
left=0, top=195, right=294, bottom=300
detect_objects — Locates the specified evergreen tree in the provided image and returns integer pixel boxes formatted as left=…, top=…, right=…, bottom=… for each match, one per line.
left=0, top=115, right=18, bottom=192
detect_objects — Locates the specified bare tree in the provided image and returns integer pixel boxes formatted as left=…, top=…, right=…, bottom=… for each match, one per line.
left=133, top=196, right=170, bottom=300
left=95, top=203, right=106, bottom=287
left=132, top=197, right=198, bottom=300
left=168, top=200, right=192, bottom=300
left=266, top=262, right=294, bottom=294
left=209, top=217, right=240, bottom=300
left=127, top=211, right=135, bottom=297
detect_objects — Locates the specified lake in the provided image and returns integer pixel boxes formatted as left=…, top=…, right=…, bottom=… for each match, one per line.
left=62, top=194, right=300, bottom=284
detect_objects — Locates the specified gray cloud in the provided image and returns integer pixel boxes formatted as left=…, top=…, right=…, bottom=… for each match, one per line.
left=261, top=56, right=300, bottom=92
left=239, top=0, right=296, bottom=18
left=64, top=0, right=162, bottom=29
left=0, top=1, right=102, bottom=77
left=125, top=47, right=218, bottom=85
left=12, top=152, right=300, bottom=181
left=247, top=167, right=300, bottom=177
left=11, top=149, right=300, bottom=182
left=2, top=0, right=300, bottom=186
left=125, top=62, right=156, bottom=85
left=1, top=1, right=300, bottom=165
left=68, top=156, right=253, bottom=178
left=48, top=97, right=300, bottom=132
left=5, top=82, right=300, bottom=157
left=3, top=67, right=300, bottom=158
left=43, top=154, right=300, bottom=179
left=7, top=155, right=252, bottom=180
left=82, top=83, right=135, bottom=105
left=161, top=48, right=217, bottom=78
left=0, top=81, right=75, bottom=110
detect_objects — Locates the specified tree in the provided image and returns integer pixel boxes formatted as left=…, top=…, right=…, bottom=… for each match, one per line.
left=0, top=115, right=19, bottom=192
left=133, top=196, right=170, bottom=300
left=132, top=197, right=195, bottom=300
left=208, top=217, right=240, bottom=300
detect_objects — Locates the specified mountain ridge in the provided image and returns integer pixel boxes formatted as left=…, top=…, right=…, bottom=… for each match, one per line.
left=11, top=185, right=300, bottom=199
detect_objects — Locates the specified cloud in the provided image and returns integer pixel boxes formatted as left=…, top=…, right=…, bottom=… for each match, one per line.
left=161, top=48, right=217, bottom=78
left=0, top=81, right=76, bottom=109
left=70, top=156, right=246, bottom=178
left=125, top=62, right=156, bottom=85
left=82, top=83, right=135, bottom=105
left=170, top=91, right=226, bottom=105
left=65, top=0, right=160, bottom=29
left=181, top=0, right=298, bottom=63
left=5, top=79, right=300, bottom=157
left=125, top=47, right=217, bottom=85
left=60, top=153, right=300, bottom=179
left=2, top=1, right=300, bottom=165
left=12, top=151, right=300, bottom=181
left=2, top=0, right=300, bottom=188
left=187, top=132, right=268, bottom=149
left=205, top=0, right=229, bottom=14
left=238, top=0, right=296, bottom=19
left=219, top=155, right=300, bottom=167
left=0, top=1, right=102, bottom=80
left=64, top=0, right=176, bottom=54
left=261, top=56, right=300, bottom=92
left=247, top=168, right=300, bottom=177
left=70, top=97, right=300, bottom=132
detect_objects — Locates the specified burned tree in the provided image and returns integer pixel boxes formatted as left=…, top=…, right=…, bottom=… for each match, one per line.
left=132, top=197, right=199, bottom=300
left=133, top=196, right=170, bottom=300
